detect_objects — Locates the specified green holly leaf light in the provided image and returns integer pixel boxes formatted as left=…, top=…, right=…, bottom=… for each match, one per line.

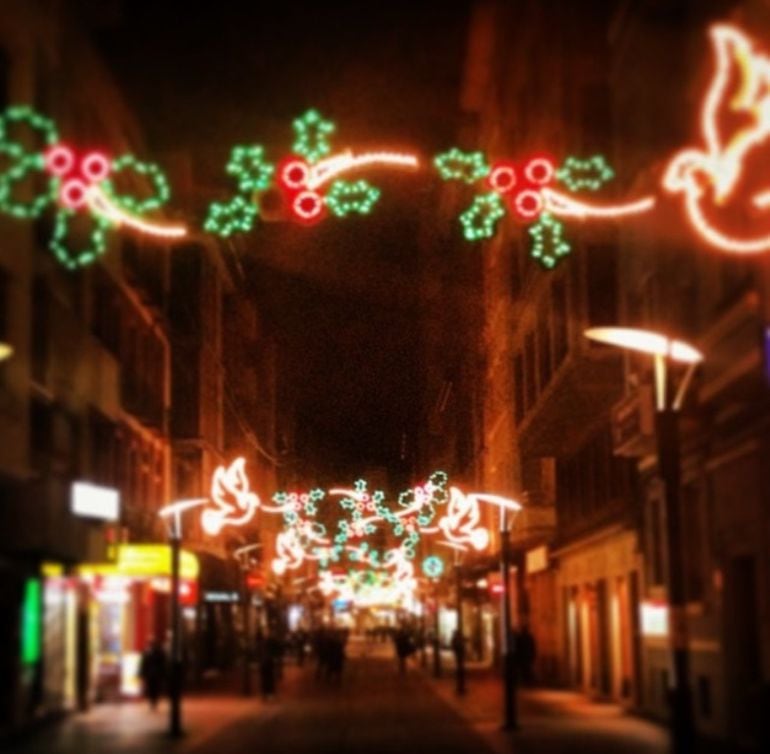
left=460, top=192, right=505, bottom=241
left=226, top=145, right=274, bottom=193
left=292, top=109, right=335, bottom=164
left=556, top=155, right=614, bottom=192
left=204, top=195, right=258, bottom=236
left=325, top=179, right=380, bottom=217
left=434, top=147, right=490, bottom=184
left=529, top=212, right=571, bottom=269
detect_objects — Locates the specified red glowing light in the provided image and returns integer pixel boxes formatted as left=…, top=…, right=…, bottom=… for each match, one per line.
left=45, top=145, right=75, bottom=176
left=280, top=158, right=310, bottom=191
left=60, top=179, right=88, bottom=209
left=513, top=189, right=543, bottom=220
left=488, top=162, right=517, bottom=194
left=81, top=152, right=110, bottom=182
left=524, top=157, right=555, bottom=185
left=292, top=190, right=325, bottom=222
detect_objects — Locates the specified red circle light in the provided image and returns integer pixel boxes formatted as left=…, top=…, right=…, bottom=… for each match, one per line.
left=60, top=179, right=89, bottom=210
left=281, top=159, right=310, bottom=190
left=513, top=189, right=543, bottom=220
left=488, top=163, right=517, bottom=194
left=524, top=157, right=555, bottom=186
left=82, top=152, right=111, bottom=182
left=45, top=145, right=75, bottom=177
left=293, top=190, right=324, bottom=221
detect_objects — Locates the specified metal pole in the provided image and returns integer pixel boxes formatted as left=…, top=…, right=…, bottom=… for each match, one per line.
left=455, top=553, right=466, bottom=696
left=169, top=515, right=183, bottom=738
left=241, top=567, right=252, bottom=696
left=655, top=398, right=695, bottom=754
left=500, top=509, right=517, bottom=729
left=433, top=581, right=442, bottom=678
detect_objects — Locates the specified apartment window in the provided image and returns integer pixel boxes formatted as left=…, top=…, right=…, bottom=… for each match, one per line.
left=524, top=332, right=537, bottom=409
left=513, top=353, right=525, bottom=424
left=697, top=676, right=712, bottom=719
left=538, top=298, right=552, bottom=390
left=586, top=243, right=618, bottom=326
left=552, top=277, right=568, bottom=367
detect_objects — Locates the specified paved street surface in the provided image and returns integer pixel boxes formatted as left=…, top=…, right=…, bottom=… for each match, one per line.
left=13, top=637, right=732, bottom=754
left=8, top=639, right=495, bottom=754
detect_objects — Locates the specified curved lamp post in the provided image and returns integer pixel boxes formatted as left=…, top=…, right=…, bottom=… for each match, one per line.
left=158, top=498, right=208, bottom=738
left=585, top=326, right=703, bottom=754
left=233, top=543, right=262, bottom=696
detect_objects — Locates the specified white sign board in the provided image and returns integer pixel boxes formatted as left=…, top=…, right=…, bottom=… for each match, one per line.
left=71, top=481, right=120, bottom=522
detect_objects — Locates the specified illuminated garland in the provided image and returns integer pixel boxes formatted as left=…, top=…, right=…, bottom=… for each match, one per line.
left=435, top=147, right=654, bottom=268
left=0, top=106, right=187, bottom=269
left=205, top=109, right=419, bottom=233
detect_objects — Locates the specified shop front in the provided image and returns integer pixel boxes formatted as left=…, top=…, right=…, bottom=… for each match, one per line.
left=79, top=544, right=199, bottom=701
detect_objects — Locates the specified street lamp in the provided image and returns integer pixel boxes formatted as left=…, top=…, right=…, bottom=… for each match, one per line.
left=0, top=342, right=13, bottom=362
left=499, top=500, right=522, bottom=730
left=158, top=498, right=208, bottom=738
left=233, top=543, right=262, bottom=697
left=585, top=326, right=703, bottom=754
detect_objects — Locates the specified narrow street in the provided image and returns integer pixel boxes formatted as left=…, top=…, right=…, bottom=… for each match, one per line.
left=8, top=638, right=678, bottom=754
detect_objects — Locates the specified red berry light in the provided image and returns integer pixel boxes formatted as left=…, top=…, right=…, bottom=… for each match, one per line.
left=82, top=152, right=111, bottom=182
left=488, top=162, right=517, bottom=194
left=524, top=157, right=555, bottom=186
left=513, top=189, right=543, bottom=220
left=45, top=145, right=75, bottom=177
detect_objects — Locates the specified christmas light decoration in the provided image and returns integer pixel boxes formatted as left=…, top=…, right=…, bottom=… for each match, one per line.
left=528, top=212, right=571, bottom=269
left=434, top=147, right=490, bottom=183
left=292, top=109, right=335, bottom=164
left=460, top=192, right=505, bottom=241
left=306, top=151, right=419, bottom=190
left=437, top=144, right=654, bottom=268
left=226, top=145, right=275, bottom=193
left=325, top=179, right=381, bottom=217
left=422, top=555, right=444, bottom=579
left=201, top=457, right=261, bottom=535
left=0, top=106, right=185, bottom=268
left=663, top=25, right=770, bottom=254
left=204, top=195, right=258, bottom=236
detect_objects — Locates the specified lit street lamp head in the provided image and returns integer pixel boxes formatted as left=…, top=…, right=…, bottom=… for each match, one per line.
left=584, top=326, right=703, bottom=364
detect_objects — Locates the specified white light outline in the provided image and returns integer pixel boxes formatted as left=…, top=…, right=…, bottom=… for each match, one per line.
left=87, top=186, right=188, bottom=239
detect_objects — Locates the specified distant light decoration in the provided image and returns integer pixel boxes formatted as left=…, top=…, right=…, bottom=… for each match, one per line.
left=21, top=578, right=42, bottom=665
left=422, top=555, right=444, bottom=579
left=460, top=192, right=506, bottom=241
left=201, top=457, right=261, bottom=535
left=206, top=111, right=419, bottom=233
left=663, top=25, right=770, bottom=254
left=435, top=147, right=490, bottom=183
left=292, top=109, right=335, bottom=164
left=0, top=106, right=186, bottom=268
left=435, top=145, right=654, bottom=268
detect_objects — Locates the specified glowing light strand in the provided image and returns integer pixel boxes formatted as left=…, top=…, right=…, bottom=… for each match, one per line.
left=663, top=24, right=770, bottom=254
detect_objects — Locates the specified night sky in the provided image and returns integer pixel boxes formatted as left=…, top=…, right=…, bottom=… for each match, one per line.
left=90, top=1, right=471, bottom=481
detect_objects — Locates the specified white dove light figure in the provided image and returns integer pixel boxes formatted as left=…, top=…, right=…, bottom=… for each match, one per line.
left=201, top=457, right=261, bottom=535
left=663, top=24, right=770, bottom=253
left=438, top=487, right=490, bottom=551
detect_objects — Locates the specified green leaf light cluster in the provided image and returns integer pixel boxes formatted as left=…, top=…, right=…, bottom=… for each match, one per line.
left=434, top=148, right=490, bottom=184
left=326, top=179, right=380, bottom=217
left=292, top=109, right=335, bottom=164
left=460, top=192, right=505, bottom=241
left=556, top=155, right=614, bottom=192
left=205, top=144, right=274, bottom=236
left=101, top=155, right=171, bottom=213
left=529, top=212, right=571, bottom=269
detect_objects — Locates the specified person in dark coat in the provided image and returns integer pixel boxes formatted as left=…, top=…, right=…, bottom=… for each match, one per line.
left=516, top=624, right=537, bottom=685
left=139, top=638, right=167, bottom=709
left=259, top=634, right=280, bottom=700
left=394, top=627, right=414, bottom=675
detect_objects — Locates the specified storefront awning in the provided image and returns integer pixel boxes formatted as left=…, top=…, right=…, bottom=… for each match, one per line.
left=78, top=544, right=199, bottom=580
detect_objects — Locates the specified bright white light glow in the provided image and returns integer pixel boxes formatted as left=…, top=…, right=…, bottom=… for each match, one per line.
left=543, top=188, right=656, bottom=218
left=71, top=481, right=120, bottom=521
left=88, top=186, right=187, bottom=239
left=585, top=327, right=703, bottom=364
left=306, top=150, right=419, bottom=190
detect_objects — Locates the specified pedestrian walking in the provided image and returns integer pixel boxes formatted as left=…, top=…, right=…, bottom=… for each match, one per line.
left=138, top=637, right=167, bottom=710
left=259, top=633, right=281, bottom=700
left=516, top=623, right=537, bottom=685
left=394, top=627, right=415, bottom=675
